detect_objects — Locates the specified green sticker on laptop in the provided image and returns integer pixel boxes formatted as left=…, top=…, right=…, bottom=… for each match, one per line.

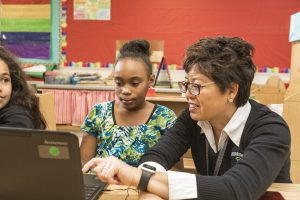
left=38, top=145, right=70, bottom=159
left=49, top=146, right=60, bottom=156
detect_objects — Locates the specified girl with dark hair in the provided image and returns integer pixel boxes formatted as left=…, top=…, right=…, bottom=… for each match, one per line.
left=80, top=39, right=176, bottom=167
left=83, top=37, right=291, bottom=200
left=0, top=46, right=46, bottom=129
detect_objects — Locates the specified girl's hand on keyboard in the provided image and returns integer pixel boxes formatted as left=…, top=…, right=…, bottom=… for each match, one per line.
left=82, top=156, right=141, bottom=187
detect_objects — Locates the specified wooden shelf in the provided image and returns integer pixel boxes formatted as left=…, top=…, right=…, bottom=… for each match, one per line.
left=146, top=96, right=186, bottom=102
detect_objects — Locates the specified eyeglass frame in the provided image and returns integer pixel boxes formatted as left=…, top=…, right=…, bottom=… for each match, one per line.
left=178, top=81, right=215, bottom=96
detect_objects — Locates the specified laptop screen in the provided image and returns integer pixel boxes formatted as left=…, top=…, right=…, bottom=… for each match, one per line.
left=0, top=127, right=104, bottom=200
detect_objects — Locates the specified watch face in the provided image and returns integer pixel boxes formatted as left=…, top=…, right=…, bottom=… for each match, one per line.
left=143, top=164, right=156, bottom=172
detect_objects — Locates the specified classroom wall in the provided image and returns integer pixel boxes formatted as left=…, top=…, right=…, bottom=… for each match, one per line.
left=65, top=0, right=300, bottom=69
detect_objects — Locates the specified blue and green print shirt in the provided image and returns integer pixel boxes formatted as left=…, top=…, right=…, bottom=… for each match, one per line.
left=81, top=101, right=177, bottom=166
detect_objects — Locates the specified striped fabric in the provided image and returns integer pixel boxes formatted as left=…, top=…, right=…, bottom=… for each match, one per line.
left=0, top=0, right=51, bottom=59
left=41, top=89, right=116, bottom=126
left=3, top=32, right=50, bottom=59
left=1, top=0, right=50, bottom=4
left=1, top=19, right=51, bottom=32
left=1, top=5, right=51, bottom=19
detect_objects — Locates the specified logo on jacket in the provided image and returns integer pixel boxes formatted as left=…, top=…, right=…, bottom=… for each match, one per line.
left=231, top=146, right=243, bottom=166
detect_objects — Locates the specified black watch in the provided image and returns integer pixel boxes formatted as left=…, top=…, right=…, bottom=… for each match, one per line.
left=137, top=164, right=156, bottom=192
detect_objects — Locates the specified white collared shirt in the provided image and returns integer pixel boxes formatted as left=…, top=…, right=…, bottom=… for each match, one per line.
left=141, top=102, right=252, bottom=200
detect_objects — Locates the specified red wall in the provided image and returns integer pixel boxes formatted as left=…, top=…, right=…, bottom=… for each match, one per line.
left=65, top=0, right=300, bottom=69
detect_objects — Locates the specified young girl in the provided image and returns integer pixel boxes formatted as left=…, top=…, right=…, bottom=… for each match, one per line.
left=80, top=39, right=176, bottom=167
left=0, top=46, right=46, bottom=129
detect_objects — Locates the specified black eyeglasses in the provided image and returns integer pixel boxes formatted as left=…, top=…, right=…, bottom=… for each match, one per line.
left=178, top=81, right=215, bottom=96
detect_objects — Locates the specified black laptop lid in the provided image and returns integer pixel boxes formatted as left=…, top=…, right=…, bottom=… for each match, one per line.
left=0, top=128, right=85, bottom=200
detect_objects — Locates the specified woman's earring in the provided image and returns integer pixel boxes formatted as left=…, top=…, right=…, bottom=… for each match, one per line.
left=228, top=98, right=233, bottom=103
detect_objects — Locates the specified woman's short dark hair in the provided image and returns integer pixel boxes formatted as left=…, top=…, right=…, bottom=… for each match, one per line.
left=0, top=46, right=46, bottom=129
left=183, top=36, right=256, bottom=107
left=116, top=39, right=152, bottom=76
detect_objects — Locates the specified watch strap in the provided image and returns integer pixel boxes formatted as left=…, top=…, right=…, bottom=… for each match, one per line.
left=137, top=169, right=154, bottom=191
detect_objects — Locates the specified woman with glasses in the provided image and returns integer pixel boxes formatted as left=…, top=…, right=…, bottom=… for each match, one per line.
left=82, top=36, right=291, bottom=200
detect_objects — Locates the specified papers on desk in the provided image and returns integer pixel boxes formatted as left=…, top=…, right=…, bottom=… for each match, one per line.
left=24, top=65, right=47, bottom=79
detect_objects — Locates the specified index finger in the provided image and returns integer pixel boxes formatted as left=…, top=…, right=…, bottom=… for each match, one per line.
left=82, top=158, right=104, bottom=173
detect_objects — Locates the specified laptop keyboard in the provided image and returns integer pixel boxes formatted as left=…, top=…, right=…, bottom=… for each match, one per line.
left=83, top=174, right=106, bottom=200
left=84, top=183, right=103, bottom=200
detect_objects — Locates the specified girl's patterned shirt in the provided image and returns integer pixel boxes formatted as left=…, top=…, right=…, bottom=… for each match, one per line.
left=81, top=101, right=177, bottom=166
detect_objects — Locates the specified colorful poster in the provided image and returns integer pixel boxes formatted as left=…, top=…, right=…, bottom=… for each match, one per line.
left=74, top=0, right=111, bottom=20
left=0, top=1, right=51, bottom=60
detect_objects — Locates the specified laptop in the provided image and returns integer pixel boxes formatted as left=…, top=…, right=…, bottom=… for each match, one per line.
left=0, top=127, right=106, bottom=200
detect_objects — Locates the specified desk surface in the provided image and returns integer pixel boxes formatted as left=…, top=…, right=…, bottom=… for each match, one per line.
left=99, top=183, right=300, bottom=200
left=99, top=185, right=138, bottom=200
left=267, top=183, right=300, bottom=200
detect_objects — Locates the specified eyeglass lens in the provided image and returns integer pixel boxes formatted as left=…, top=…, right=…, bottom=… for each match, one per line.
left=178, top=82, right=200, bottom=95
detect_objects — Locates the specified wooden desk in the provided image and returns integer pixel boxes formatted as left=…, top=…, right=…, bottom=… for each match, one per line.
left=99, top=185, right=138, bottom=200
left=98, top=183, right=300, bottom=200
left=268, top=183, right=300, bottom=200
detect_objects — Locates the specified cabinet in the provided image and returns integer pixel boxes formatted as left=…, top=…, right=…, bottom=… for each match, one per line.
left=283, top=78, right=300, bottom=183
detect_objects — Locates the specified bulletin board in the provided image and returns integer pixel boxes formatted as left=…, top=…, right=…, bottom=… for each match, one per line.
left=0, top=0, right=60, bottom=65
left=62, top=0, right=300, bottom=70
